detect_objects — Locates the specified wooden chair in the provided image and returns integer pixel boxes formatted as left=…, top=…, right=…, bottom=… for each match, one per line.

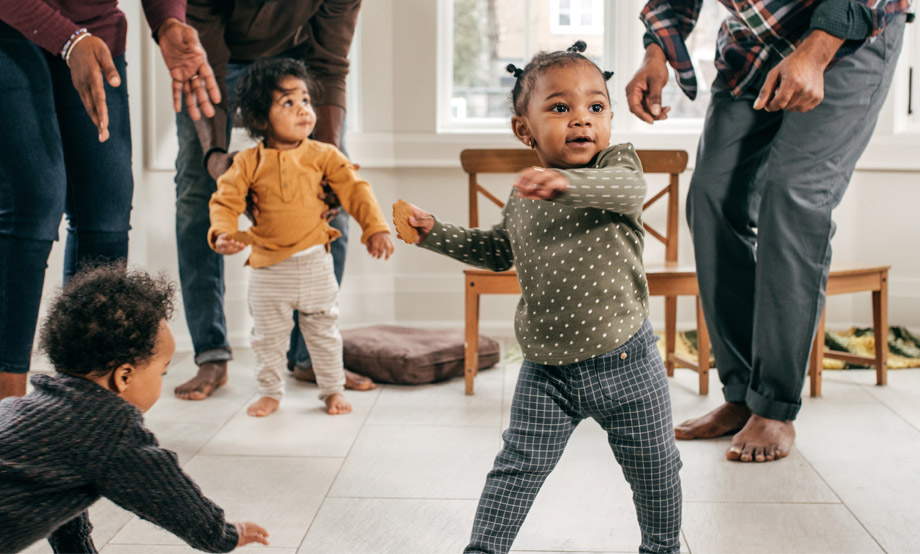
left=808, top=264, right=890, bottom=397
left=460, top=148, right=712, bottom=395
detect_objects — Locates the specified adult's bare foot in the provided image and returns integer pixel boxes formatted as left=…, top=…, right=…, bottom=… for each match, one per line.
left=291, top=364, right=376, bottom=391
left=247, top=396, right=280, bottom=417
left=674, top=402, right=751, bottom=440
left=0, top=372, right=27, bottom=400
left=325, top=393, right=352, bottom=415
left=174, top=360, right=228, bottom=400
left=726, top=413, right=795, bottom=463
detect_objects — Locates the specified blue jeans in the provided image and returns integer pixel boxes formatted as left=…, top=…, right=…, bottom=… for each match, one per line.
left=0, top=23, right=132, bottom=374
left=175, top=60, right=349, bottom=367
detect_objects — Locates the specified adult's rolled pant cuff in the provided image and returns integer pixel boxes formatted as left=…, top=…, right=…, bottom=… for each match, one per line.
left=746, top=387, right=800, bottom=421
left=194, top=348, right=233, bottom=366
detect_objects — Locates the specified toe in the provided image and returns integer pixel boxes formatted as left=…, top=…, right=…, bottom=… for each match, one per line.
left=725, top=445, right=742, bottom=461
left=754, top=446, right=766, bottom=463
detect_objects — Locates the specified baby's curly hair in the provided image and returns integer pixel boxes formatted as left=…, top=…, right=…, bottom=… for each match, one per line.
left=39, top=264, right=176, bottom=378
left=233, top=58, right=317, bottom=141
left=506, top=40, right=614, bottom=117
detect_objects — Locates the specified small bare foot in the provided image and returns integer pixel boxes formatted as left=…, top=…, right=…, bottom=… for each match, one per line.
left=0, top=372, right=27, bottom=401
left=291, top=364, right=376, bottom=391
left=175, top=360, right=228, bottom=400
left=726, top=413, right=795, bottom=463
left=247, top=396, right=280, bottom=417
left=674, top=402, right=751, bottom=440
left=325, top=393, right=352, bottom=415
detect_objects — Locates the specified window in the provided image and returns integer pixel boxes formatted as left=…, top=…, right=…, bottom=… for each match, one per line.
left=551, top=0, right=603, bottom=35
left=439, top=0, right=725, bottom=131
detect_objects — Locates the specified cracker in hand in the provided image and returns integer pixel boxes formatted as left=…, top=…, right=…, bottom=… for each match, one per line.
left=392, top=199, right=419, bottom=244
left=226, top=231, right=255, bottom=245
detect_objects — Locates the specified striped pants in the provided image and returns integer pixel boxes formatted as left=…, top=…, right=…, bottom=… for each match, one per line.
left=465, top=320, right=682, bottom=554
left=248, top=247, right=345, bottom=400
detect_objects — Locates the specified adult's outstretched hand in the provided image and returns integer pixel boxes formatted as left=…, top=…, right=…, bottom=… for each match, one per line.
left=626, top=43, right=672, bottom=124
left=68, top=36, right=120, bottom=142
left=157, top=18, right=221, bottom=120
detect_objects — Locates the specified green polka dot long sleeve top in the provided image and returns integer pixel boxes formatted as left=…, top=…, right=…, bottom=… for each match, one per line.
left=421, top=143, right=649, bottom=365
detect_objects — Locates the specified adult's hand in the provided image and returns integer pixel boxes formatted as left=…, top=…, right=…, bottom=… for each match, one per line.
left=626, top=43, right=672, bottom=124
left=753, top=30, right=844, bottom=113
left=156, top=18, right=221, bottom=120
left=68, top=36, right=120, bottom=142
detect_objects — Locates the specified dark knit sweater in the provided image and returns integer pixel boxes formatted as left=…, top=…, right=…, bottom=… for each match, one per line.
left=0, top=374, right=239, bottom=553
left=421, top=143, right=649, bottom=365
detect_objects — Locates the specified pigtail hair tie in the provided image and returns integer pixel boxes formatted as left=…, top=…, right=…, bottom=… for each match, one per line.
left=506, top=63, right=524, bottom=79
left=603, top=70, right=614, bottom=81
left=567, top=40, right=587, bottom=53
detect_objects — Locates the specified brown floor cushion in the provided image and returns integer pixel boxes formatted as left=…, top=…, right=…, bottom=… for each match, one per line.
left=341, top=325, right=500, bottom=385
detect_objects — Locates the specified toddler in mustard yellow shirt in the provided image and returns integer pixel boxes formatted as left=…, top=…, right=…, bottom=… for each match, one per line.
left=208, top=59, right=393, bottom=417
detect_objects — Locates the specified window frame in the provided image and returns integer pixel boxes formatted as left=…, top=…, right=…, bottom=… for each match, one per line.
left=436, top=0, right=713, bottom=135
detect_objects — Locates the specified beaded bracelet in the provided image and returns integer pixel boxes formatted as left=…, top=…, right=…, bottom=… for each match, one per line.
left=61, top=28, right=91, bottom=66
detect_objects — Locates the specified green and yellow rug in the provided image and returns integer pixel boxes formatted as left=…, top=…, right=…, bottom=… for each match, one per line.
left=656, top=326, right=920, bottom=370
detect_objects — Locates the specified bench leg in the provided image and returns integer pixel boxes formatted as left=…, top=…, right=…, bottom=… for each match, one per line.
left=696, top=297, right=710, bottom=395
left=872, top=272, right=889, bottom=386
left=665, top=296, right=676, bottom=377
left=464, top=278, right=481, bottom=395
left=810, top=311, right=826, bottom=397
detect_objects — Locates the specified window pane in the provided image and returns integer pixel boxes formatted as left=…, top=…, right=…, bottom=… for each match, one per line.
left=656, top=1, right=728, bottom=119
left=451, top=0, right=605, bottom=122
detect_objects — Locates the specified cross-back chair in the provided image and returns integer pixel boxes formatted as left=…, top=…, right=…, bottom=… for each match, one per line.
left=459, top=148, right=711, bottom=395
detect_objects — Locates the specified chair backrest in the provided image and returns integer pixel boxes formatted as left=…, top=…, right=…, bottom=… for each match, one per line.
left=459, top=148, right=689, bottom=263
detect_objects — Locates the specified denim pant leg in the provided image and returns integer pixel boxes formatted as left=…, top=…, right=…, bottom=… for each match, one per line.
left=175, top=102, right=232, bottom=365
left=287, top=167, right=351, bottom=368
left=0, top=26, right=82, bottom=373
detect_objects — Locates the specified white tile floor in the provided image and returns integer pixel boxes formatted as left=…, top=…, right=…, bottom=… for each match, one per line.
left=21, top=341, right=920, bottom=554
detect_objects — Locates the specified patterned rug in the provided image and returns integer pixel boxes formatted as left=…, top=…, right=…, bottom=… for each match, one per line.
left=656, top=326, right=920, bottom=370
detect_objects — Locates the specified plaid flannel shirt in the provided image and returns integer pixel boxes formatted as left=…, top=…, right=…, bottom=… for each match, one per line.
left=641, top=0, right=914, bottom=99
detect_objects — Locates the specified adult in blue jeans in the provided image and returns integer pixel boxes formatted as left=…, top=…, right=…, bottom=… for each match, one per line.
left=174, top=0, right=374, bottom=400
left=0, top=1, right=218, bottom=401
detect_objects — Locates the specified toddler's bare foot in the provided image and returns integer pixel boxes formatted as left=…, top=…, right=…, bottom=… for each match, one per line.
left=175, top=360, right=228, bottom=400
left=247, top=396, right=280, bottom=417
left=0, top=372, right=27, bottom=400
left=726, top=413, right=795, bottom=463
left=291, top=364, right=376, bottom=391
left=674, top=402, right=751, bottom=440
left=325, top=393, right=352, bottom=415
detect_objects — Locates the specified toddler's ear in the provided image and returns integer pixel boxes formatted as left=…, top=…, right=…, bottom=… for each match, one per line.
left=112, top=363, right=135, bottom=393
left=511, top=116, right=534, bottom=149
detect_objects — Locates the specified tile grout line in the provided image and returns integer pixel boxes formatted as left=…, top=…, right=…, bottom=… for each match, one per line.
left=294, top=382, right=387, bottom=552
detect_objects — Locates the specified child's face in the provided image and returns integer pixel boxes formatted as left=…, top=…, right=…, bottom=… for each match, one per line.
left=265, top=76, right=316, bottom=150
left=120, top=321, right=175, bottom=413
left=512, top=62, right=613, bottom=169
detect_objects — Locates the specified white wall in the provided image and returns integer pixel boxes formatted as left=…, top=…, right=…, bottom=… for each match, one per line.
left=39, top=1, right=920, bottom=357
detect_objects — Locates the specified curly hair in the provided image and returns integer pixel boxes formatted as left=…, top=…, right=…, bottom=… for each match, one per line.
left=506, top=40, right=614, bottom=117
left=232, top=58, right=318, bottom=141
left=39, top=264, right=176, bottom=378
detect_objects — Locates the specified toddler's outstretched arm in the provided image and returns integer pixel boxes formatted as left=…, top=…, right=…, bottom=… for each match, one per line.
left=404, top=202, right=515, bottom=272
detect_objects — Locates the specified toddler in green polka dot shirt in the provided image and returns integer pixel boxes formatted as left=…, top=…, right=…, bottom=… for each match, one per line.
left=401, top=41, right=683, bottom=554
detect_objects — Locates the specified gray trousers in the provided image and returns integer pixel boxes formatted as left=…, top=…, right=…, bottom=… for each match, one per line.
left=465, top=320, right=682, bottom=554
left=687, top=16, right=906, bottom=421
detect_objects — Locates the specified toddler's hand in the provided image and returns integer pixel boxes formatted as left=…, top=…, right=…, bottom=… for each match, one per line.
left=366, top=231, right=394, bottom=260
left=403, top=204, right=435, bottom=245
left=513, top=167, right=569, bottom=200
left=234, top=522, right=269, bottom=546
left=214, top=233, right=246, bottom=255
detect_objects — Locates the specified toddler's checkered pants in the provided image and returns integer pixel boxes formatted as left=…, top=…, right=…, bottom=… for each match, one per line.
left=465, top=319, right=682, bottom=553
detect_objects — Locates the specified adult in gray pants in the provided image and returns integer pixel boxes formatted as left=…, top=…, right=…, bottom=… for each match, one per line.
left=627, top=0, right=910, bottom=462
